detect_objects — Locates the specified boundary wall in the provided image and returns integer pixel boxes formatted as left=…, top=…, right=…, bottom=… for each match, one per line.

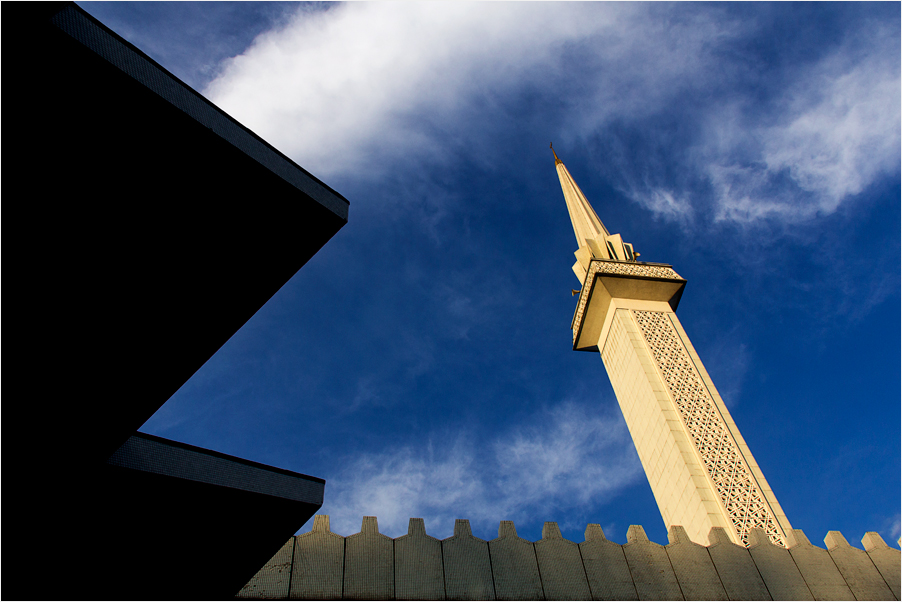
left=239, top=515, right=900, bottom=600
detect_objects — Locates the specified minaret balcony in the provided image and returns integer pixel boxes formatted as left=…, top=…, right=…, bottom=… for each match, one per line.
left=571, top=259, right=687, bottom=352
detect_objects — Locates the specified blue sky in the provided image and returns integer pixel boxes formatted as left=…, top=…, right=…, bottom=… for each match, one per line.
left=80, top=2, right=900, bottom=547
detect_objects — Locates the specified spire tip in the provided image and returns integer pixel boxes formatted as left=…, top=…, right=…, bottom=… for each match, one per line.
left=550, top=142, right=562, bottom=165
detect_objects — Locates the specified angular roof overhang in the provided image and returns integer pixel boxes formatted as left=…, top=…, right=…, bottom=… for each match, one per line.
left=5, top=3, right=343, bottom=598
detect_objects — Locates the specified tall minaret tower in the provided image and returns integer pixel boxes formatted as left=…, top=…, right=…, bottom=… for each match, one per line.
left=553, top=146, right=793, bottom=547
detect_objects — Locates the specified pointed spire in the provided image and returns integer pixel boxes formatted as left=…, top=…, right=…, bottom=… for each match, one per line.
left=553, top=146, right=610, bottom=245
left=552, top=146, right=638, bottom=283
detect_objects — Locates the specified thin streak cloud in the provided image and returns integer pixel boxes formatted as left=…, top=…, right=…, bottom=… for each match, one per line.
left=320, top=402, right=641, bottom=539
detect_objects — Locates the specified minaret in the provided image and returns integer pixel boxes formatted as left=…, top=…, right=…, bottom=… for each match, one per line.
left=553, top=146, right=793, bottom=547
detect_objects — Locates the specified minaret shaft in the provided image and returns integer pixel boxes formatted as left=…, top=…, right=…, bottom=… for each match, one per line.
left=594, top=293, right=792, bottom=547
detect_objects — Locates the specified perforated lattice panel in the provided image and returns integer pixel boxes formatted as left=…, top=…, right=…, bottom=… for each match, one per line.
left=632, top=310, right=784, bottom=547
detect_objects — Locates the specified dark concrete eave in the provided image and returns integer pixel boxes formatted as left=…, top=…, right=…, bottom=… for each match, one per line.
left=91, top=433, right=324, bottom=599
left=107, top=432, right=326, bottom=504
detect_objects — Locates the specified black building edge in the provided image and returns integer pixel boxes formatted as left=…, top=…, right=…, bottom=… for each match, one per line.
left=3, top=3, right=347, bottom=598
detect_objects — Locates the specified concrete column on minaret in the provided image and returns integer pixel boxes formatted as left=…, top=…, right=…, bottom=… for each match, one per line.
left=553, top=146, right=793, bottom=548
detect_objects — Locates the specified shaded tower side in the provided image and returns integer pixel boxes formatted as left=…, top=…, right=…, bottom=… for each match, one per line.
left=555, top=149, right=792, bottom=547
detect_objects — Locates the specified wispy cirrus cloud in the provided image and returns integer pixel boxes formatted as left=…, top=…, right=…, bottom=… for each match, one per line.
left=884, top=514, right=901, bottom=542
left=319, top=401, right=641, bottom=539
left=706, top=36, right=900, bottom=224
left=585, top=17, right=899, bottom=226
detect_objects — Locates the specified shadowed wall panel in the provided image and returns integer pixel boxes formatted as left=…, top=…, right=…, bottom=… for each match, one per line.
left=788, top=530, right=853, bottom=601
left=824, top=531, right=895, bottom=601
left=488, top=522, right=544, bottom=601
left=747, top=528, right=813, bottom=601
left=706, top=527, right=771, bottom=601
left=292, top=516, right=345, bottom=600
left=665, top=526, right=727, bottom=601
left=442, top=520, right=496, bottom=601
left=343, top=517, right=394, bottom=600
left=534, top=523, right=592, bottom=601
left=622, top=526, right=684, bottom=601
left=862, top=532, right=901, bottom=600
left=579, top=524, right=639, bottom=601
left=395, top=519, right=445, bottom=601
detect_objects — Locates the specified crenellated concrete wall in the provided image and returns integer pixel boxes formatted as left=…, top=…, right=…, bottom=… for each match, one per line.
left=238, top=516, right=901, bottom=600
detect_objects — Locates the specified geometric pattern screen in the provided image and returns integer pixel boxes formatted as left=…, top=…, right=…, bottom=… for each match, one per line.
left=632, top=310, right=785, bottom=547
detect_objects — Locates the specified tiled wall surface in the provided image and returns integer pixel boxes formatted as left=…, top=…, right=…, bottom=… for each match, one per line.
left=239, top=516, right=900, bottom=600
left=601, top=307, right=791, bottom=548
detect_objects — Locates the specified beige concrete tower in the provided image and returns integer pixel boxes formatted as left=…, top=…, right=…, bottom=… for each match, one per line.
left=553, top=146, right=792, bottom=547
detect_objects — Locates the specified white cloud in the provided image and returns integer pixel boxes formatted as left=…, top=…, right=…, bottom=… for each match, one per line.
left=885, top=514, right=901, bottom=542
left=711, top=40, right=900, bottom=223
left=643, top=188, right=696, bottom=225
left=764, top=55, right=899, bottom=203
left=319, top=401, right=641, bottom=539
left=205, top=4, right=899, bottom=227
left=205, top=3, right=610, bottom=177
